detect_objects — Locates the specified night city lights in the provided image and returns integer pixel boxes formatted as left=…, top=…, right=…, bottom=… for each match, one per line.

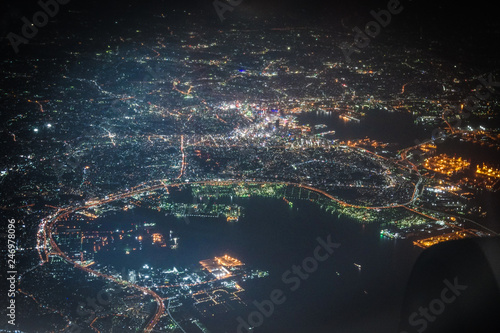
left=1, top=0, right=500, bottom=332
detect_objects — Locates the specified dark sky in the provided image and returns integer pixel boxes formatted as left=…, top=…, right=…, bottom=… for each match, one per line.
left=1, top=0, right=499, bottom=68
left=1, top=0, right=497, bottom=31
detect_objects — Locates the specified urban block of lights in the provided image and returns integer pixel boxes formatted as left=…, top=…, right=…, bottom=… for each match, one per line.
left=423, top=154, right=471, bottom=176
left=476, top=164, right=500, bottom=179
left=413, top=231, right=472, bottom=249
left=200, top=255, right=244, bottom=279
left=419, top=143, right=437, bottom=153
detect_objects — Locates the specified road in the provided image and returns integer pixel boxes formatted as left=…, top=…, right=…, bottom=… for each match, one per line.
left=36, top=176, right=441, bottom=331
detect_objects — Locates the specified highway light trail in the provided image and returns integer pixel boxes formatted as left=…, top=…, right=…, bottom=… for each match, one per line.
left=35, top=175, right=471, bottom=331
left=177, top=135, right=186, bottom=179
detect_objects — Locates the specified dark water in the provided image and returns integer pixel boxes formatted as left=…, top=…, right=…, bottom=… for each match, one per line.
left=297, top=110, right=500, bottom=234
left=297, top=109, right=430, bottom=147
left=95, top=196, right=422, bottom=333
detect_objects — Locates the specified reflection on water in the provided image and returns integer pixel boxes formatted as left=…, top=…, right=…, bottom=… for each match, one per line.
left=94, top=196, right=421, bottom=332
left=296, top=109, right=429, bottom=147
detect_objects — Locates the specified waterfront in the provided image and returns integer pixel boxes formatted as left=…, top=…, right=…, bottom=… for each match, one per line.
left=94, top=195, right=422, bottom=332
left=297, top=109, right=430, bottom=147
left=3, top=3, right=499, bottom=330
